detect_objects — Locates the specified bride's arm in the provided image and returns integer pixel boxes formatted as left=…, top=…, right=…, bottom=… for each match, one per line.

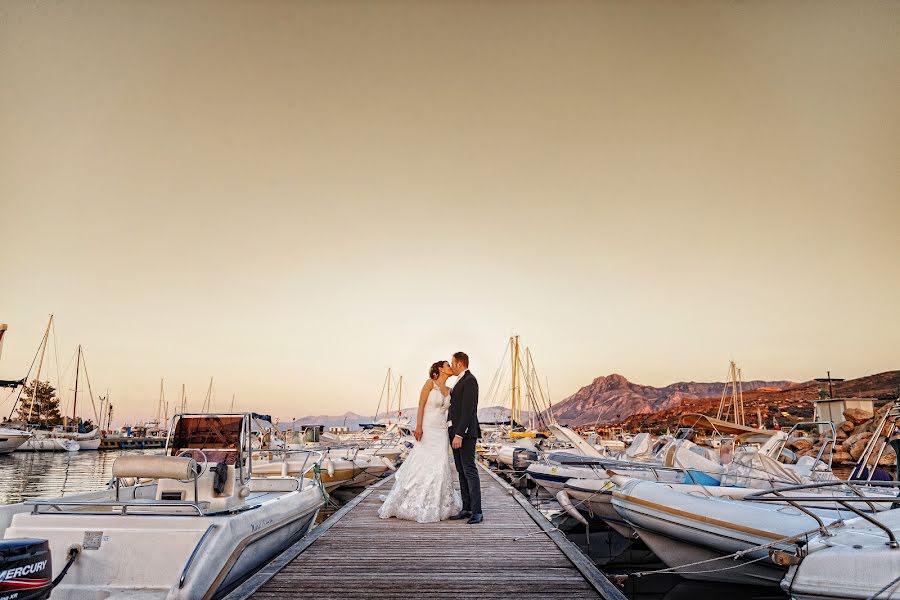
left=414, top=380, right=431, bottom=441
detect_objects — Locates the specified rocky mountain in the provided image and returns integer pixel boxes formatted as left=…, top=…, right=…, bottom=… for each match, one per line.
left=621, top=370, right=900, bottom=431
left=550, top=373, right=794, bottom=427
left=280, top=371, right=898, bottom=432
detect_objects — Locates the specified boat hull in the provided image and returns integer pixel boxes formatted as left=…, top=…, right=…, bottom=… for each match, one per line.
left=16, top=437, right=80, bottom=452
left=610, top=479, right=837, bottom=586
left=0, top=429, right=31, bottom=453
left=563, top=479, right=635, bottom=538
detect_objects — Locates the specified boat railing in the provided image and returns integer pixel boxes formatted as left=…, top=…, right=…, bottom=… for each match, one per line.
left=557, top=458, right=836, bottom=489
left=771, top=421, right=838, bottom=470
left=745, top=480, right=900, bottom=546
left=288, top=449, right=322, bottom=489
left=25, top=499, right=206, bottom=516
left=852, top=399, right=900, bottom=481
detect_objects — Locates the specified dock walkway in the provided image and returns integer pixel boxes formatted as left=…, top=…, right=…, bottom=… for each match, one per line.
left=226, top=462, right=625, bottom=600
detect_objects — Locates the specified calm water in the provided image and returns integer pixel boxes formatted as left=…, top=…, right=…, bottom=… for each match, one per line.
left=0, top=449, right=163, bottom=504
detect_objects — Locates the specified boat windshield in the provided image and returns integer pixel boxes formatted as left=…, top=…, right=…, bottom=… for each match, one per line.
left=169, top=416, right=243, bottom=455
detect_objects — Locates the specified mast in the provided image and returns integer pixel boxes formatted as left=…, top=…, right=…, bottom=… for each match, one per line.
left=386, top=368, right=392, bottom=423
left=72, top=344, right=82, bottom=425
left=230, top=393, right=235, bottom=412
left=180, top=384, right=186, bottom=413
left=203, top=377, right=213, bottom=412
left=157, top=378, right=164, bottom=423
left=27, top=315, right=53, bottom=422
left=510, top=336, right=520, bottom=427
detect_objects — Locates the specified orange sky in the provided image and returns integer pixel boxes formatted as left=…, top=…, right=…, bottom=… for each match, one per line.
left=1, top=1, right=898, bottom=423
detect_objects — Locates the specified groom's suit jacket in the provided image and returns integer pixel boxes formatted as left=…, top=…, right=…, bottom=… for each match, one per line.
left=449, top=371, right=480, bottom=439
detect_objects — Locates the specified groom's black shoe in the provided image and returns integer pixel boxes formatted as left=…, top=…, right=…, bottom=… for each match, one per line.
left=466, top=513, right=483, bottom=524
left=449, top=510, right=472, bottom=520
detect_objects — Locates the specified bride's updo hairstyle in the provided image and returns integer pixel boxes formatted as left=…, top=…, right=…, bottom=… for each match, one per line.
left=429, top=361, right=447, bottom=380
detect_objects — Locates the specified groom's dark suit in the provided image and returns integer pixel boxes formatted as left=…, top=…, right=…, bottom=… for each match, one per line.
left=449, top=370, right=481, bottom=515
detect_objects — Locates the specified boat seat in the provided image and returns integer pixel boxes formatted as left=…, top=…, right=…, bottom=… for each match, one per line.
left=113, top=455, right=197, bottom=481
left=155, top=463, right=248, bottom=511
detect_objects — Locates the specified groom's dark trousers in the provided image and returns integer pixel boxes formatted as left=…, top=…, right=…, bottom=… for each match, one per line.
left=451, top=436, right=481, bottom=514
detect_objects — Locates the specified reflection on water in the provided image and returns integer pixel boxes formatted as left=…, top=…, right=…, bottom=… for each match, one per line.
left=0, top=449, right=162, bottom=504
left=622, top=575, right=787, bottom=600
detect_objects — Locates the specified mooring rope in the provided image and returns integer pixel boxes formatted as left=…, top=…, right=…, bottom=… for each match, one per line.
left=629, top=526, right=820, bottom=578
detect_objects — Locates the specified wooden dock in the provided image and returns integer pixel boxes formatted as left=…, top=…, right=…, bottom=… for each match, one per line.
left=225, top=462, right=625, bottom=600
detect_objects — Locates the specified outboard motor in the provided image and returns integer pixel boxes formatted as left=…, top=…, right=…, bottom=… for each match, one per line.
left=511, top=448, right=539, bottom=472
left=0, top=539, right=52, bottom=600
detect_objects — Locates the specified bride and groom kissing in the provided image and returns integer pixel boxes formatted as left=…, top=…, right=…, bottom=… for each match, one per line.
left=378, top=352, right=483, bottom=524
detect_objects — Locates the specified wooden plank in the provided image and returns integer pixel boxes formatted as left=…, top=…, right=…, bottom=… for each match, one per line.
left=478, top=462, right=627, bottom=600
left=234, top=459, right=623, bottom=600
left=221, top=475, right=394, bottom=600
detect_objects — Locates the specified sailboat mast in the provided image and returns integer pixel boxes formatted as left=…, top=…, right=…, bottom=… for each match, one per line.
left=27, top=315, right=53, bottom=422
left=510, top=336, right=520, bottom=426
left=203, top=378, right=213, bottom=412
left=157, top=379, right=164, bottom=423
left=230, top=393, right=235, bottom=412
left=72, top=344, right=82, bottom=425
left=180, top=384, right=186, bottom=413
left=398, top=375, right=403, bottom=418
left=386, top=368, right=392, bottom=423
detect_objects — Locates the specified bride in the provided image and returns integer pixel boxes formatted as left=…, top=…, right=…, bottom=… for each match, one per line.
left=378, top=360, right=462, bottom=523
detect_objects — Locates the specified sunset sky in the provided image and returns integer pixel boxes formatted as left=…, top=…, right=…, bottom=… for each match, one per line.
left=1, top=1, right=898, bottom=423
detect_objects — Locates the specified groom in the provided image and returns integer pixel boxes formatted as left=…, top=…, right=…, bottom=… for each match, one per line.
left=448, top=351, right=482, bottom=524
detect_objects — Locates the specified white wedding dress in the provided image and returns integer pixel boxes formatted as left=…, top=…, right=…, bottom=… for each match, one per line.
left=378, top=382, right=462, bottom=523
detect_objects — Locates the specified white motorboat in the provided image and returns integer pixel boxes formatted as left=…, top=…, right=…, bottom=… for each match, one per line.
left=527, top=429, right=674, bottom=494
left=608, top=476, right=877, bottom=586
left=0, top=427, right=32, bottom=453
left=776, top=481, right=900, bottom=600
left=254, top=445, right=392, bottom=491
left=1, top=412, right=326, bottom=600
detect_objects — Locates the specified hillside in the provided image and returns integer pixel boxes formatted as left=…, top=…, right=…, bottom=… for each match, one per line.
left=620, top=370, right=900, bottom=431
left=550, top=373, right=793, bottom=427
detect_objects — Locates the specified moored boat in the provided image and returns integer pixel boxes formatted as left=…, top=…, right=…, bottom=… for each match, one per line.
left=777, top=481, right=900, bottom=600
left=608, top=475, right=879, bottom=586
left=0, top=427, right=32, bottom=453
left=1, top=412, right=326, bottom=600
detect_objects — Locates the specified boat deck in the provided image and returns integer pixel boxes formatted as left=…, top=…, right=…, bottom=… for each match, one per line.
left=225, top=461, right=625, bottom=600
